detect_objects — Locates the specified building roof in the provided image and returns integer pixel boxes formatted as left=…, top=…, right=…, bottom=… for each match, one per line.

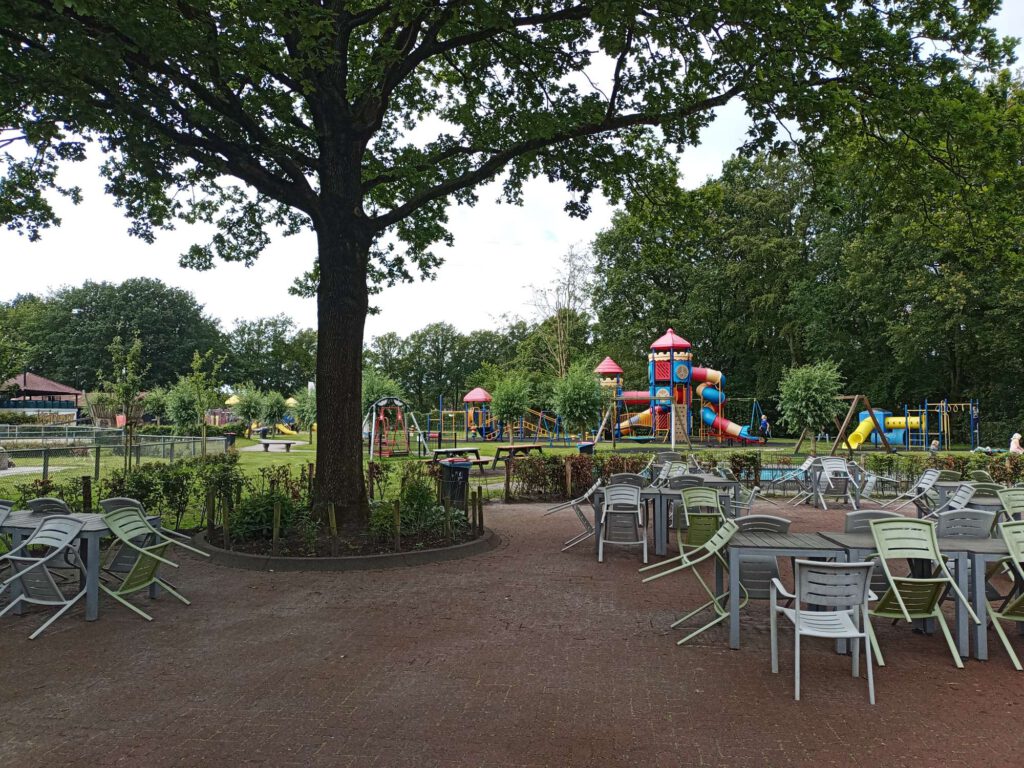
left=1, top=371, right=83, bottom=398
left=650, top=328, right=691, bottom=351
left=463, top=387, right=492, bottom=403
left=593, top=357, right=624, bottom=375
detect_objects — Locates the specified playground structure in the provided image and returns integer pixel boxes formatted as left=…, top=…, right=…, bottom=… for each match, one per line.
left=833, top=395, right=981, bottom=453
left=425, top=387, right=576, bottom=446
left=362, top=396, right=427, bottom=459
left=595, top=328, right=760, bottom=447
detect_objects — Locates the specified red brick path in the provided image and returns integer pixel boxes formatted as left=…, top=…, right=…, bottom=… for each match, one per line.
left=1, top=500, right=1019, bottom=766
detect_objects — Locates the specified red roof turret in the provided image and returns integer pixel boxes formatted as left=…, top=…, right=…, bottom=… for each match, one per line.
left=593, top=357, right=624, bottom=375
left=650, top=328, right=691, bottom=351
left=463, top=387, right=492, bottom=403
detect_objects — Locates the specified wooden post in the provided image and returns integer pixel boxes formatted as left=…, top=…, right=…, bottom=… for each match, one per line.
left=42, top=447, right=49, bottom=480
left=565, top=458, right=573, bottom=498
left=504, top=458, right=512, bottom=503
left=477, top=491, right=485, bottom=535
left=393, top=499, right=401, bottom=552
left=81, top=476, right=92, bottom=512
left=307, top=462, right=315, bottom=501
left=222, top=494, right=232, bottom=550
left=94, top=445, right=102, bottom=480
left=205, top=489, right=215, bottom=535
left=272, top=500, right=282, bottom=556
left=327, top=501, right=338, bottom=556
left=471, top=489, right=479, bottom=532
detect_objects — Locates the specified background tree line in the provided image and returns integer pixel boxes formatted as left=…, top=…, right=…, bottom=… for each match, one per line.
left=0, top=277, right=317, bottom=395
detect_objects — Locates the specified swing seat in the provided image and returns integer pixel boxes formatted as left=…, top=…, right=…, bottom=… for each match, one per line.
left=625, top=436, right=656, bottom=443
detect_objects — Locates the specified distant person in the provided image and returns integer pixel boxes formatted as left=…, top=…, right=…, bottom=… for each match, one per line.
left=929, top=439, right=940, bottom=454
left=759, top=414, right=770, bottom=443
left=1010, top=433, right=1024, bottom=455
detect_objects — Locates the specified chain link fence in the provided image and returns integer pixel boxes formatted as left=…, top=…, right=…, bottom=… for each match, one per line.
left=0, top=432, right=227, bottom=499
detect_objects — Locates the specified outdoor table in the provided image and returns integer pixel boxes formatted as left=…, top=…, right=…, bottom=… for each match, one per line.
left=817, top=531, right=983, bottom=659
left=490, top=444, right=544, bottom=468
left=965, top=537, right=1012, bottom=661
left=726, top=532, right=845, bottom=650
left=432, top=447, right=481, bottom=461
left=1, top=509, right=162, bottom=622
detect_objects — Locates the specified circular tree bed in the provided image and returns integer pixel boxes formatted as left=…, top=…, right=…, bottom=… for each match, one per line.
left=192, top=527, right=500, bottom=571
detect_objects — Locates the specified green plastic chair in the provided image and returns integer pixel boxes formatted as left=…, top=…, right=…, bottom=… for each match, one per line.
left=985, top=521, right=1024, bottom=670
left=868, top=518, right=980, bottom=669
left=640, top=519, right=745, bottom=645
left=970, top=470, right=996, bottom=484
left=676, top=487, right=724, bottom=550
left=937, top=470, right=963, bottom=482
left=997, top=488, right=1024, bottom=523
left=100, top=507, right=201, bottom=620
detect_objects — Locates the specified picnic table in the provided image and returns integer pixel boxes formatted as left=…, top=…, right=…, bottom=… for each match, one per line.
left=430, top=447, right=488, bottom=474
left=1, top=509, right=162, bottom=622
left=490, top=444, right=544, bottom=468
left=259, top=439, right=297, bottom=452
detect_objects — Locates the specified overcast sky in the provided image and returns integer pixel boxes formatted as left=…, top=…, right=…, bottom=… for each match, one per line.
left=2, top=6, right=1021, bottom=343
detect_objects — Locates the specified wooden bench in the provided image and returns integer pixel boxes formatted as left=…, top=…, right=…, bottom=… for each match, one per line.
left=259, top=440, right=298, bottom=453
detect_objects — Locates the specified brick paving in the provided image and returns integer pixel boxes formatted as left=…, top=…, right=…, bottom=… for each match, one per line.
left=1, top=500, right=1021, bottom=766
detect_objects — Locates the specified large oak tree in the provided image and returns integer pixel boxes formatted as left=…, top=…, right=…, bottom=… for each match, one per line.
left=0, top=0, right=1009, bottom=529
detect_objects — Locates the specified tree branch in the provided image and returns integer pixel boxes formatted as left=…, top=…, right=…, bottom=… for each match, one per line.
left=371, top=83, right=744, bottom=231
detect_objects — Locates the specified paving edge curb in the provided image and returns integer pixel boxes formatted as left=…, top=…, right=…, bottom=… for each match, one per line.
left=191, top=527, right=500, bottom=572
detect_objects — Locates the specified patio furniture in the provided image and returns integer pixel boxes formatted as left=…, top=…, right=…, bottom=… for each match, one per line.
left=100, top=507, right=192, bottom=620
left=882, top=468, right=940, bottom=512
left=655, top=451, right=683, bottom=464
left=771, top=560, right=877, bottom=704
left=997, top=487, right=1024, bottom=523
left=0, top=515, right=86, bottom=639
left=937, top=470, right=963, bottom=482
left=0, top=499, right=13, bottom=511
left=845, top=510, right=903, bottom=532
left=970, top=470, right=996, bottom=484
left=675, top=487, right=724, bottom=549
left=26, top=497, right=72, bottom=515
left=923, top=484, right=980, bottom=519
left=982, top=521, right=1024, bottom=670
left=867, top=518, right=980, bottom=668
left=598, top=484, right=647, bottom=563
left=726, top=532, right=845, bottom=649
left=814, top=458, right=859, bottom=510
left=607, top=473, right=646, bottom=487
left=773, top=457, right=817, bottom=500
left=736, top=515, right=791, bottom=600
left=544, top=480, right=601, bottom=551
left=640, top=519, right=742, bottom=645
left=730, top=485, right=765, bottom=517
left=854, top=464, right=899, bottom=502
left=935, top=508, right=997, bottom=539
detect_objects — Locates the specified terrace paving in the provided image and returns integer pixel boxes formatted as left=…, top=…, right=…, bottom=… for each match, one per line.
left=1, top=500, right=1019, bottom=766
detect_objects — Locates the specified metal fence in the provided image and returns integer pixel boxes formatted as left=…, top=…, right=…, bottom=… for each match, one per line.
left=0, top=424, right=125, bottom=445
left=0, top=434, right=227, bottom=497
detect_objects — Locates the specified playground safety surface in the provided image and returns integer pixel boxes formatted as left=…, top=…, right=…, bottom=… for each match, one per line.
left=1, top=500, right=1020, bottom=766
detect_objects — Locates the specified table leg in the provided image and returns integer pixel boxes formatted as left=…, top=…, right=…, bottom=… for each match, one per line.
left=954, top=553, right=969, bottom=659
left=84, top=532, right=101, bottom=621
left=972, top=553, right=988, bottom=660
left=10, top=530, right=27, bottom=615
left=729, top=546, right=741, bottom=650
left=654, top=496, right=667, bottom=557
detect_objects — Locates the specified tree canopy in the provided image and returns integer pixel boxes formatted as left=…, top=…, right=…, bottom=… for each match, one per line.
left=1, top=0, right=1012, bottom=526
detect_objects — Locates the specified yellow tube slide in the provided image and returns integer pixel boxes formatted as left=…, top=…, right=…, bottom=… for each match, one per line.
left=884, top=416, right=921, bottom=430
left=619, top=408, right=653, bottom=435
left=844, top=419, right=876, bottom=450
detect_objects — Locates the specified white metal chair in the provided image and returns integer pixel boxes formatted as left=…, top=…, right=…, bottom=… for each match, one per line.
left=771, top=560, right=877, bottom=704
left=598, top=484, right=647, bottom=563
left=544, top=480, right=601, bottom=551
left=882, top=468, right=940, bottom=512
left=0, top=515, right=87, bottom=639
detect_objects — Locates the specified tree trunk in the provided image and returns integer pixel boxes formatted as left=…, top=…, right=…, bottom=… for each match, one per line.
left=314, top=221, right=371, bottom=533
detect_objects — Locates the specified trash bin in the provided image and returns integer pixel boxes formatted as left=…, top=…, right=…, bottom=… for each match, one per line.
left=440, top=459, right=471, bottom=511
left=577, top=442, right=595, bottom=455
left=224, top=432, right=236, bottom=448
left=258, top=427, right=269, bottom=440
